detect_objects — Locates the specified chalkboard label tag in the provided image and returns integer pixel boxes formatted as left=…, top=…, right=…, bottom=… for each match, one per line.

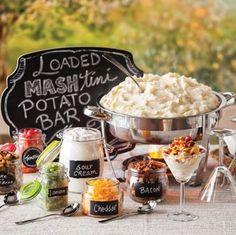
left=48, top=187, right=68, bottom=197
left=22, top=147, right=42, bottom=168
left=90, top=200, right=118, bottom=216
left=134, top=182, right=162, bottom=198
left=69, top=159, right=100, bottom=178
left=0, top=172, right=15, bottom=186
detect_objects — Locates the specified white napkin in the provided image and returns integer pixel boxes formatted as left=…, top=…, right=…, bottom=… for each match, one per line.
left=224, top=133, right=236, bottom=155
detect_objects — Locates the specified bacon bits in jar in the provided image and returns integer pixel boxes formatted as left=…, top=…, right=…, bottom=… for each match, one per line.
left=127, top=160, right=168, bottom=203
left=82, top=178, right=123, bottom=217
left=0, top=150, right=22, bottom=194
left=15, top=128, right=45, bottom=173
left=59, top=127, right=104, bottom=193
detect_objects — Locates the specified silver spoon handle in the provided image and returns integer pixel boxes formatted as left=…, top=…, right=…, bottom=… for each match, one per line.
left=15, top=213, right=60, bottom=225
left=0, top=204, right=6, bottom=209
left=102, top=53, right=142, bottom=92
left=98, top=212, right=139, bottom=223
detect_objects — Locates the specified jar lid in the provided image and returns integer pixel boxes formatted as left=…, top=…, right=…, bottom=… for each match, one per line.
left=61, top=127, right=102, bottom=142
left=36, top=140, right=61, bottom=169
left=19, top=180, right=42, bottom=201
left=14, top=128, right=43, bottom=140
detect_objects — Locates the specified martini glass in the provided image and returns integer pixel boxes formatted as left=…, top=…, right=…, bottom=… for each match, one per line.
left=162, top=147, right=205, bottom=222
left=200, top=128, right=236, bottom=203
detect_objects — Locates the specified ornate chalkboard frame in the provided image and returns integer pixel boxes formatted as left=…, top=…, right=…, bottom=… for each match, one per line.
left=1, top=47, right=143, bottom=146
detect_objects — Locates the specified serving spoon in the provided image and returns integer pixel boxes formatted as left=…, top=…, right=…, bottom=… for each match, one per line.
left=98, top=201, right=156, bottom=224
left=0, top=191, right=19, bottom=209
left=102, top=53, right=143, bottom=92
left=15, top=202, right=80, bottom=225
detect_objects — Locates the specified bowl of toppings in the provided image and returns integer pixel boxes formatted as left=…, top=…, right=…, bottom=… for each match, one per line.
left=84, top=73, right=234, bottom=144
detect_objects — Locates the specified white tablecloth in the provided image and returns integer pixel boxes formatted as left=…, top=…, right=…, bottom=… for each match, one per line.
left=1, top=145, right=236, bottom=235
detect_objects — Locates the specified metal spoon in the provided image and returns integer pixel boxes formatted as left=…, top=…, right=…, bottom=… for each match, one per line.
left=102, top=53, right=143, bottom=92
left=98, top=201, right=156, bottom=224
left=0, top=191, right=19, bottom=209
left=15, top=202, right=80, bottom=225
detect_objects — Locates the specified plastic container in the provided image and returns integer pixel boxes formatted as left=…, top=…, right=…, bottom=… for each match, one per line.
left=82, top=178, right=123, bottom=217
left=59, top=127, right=104, bottom=193
left=14, top=128, right=45, bottom=173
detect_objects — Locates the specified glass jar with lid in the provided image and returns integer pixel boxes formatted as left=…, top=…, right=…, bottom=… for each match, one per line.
left=0, top=150, right=22, bottom=195
left=82, top=178, right=123, bottom=217
left=14, top=128, right=45, bottom=173
left=127, top=160, right=168, bottom=203
left=59, top=127, right=104, bottom=193
left=19, top=141, right=69, bottom=211
left=38, top=162, right=69, bottom=211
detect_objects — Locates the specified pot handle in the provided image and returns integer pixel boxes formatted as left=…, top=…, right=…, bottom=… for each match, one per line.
left=220, top=92, right=235, bottom=106
left=84, top=106, right=111, bottom=121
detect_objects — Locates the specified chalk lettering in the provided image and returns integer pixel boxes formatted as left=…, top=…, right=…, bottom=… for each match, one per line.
left=50, top=59, right=60, bottom=71
left=55, top=111, right=66, bottom=126
left=36, top=99, right=47, bottom=111
left=63, top=108, right=80, bottom=123
left=24, top=75, right=79, bottom=97
left=80, top=54, right=89, bottom=67
left=24, top=79, right=42, bottom=97
left=90, top=200, right=118, bottom=216
left=68, top=56, right=80, bottom=68
left=48, top=187, right=68, bottom=197
left=60, top=95, right=72, bottom=109
left=134, top=182, right=163, bottom=198
left=69, top=160, right=100, bottom=179
left=79, top=68, right=118, bottom=91
left=55, top=77, right=67, bottom=94
left=33, top=56, right=59, bottom=77
left=78, top=92, right=91, bottom=105
left=36, top=114, right=54, bottom=130
left=18, top=99, right=34, bottom=119
left=90, top=52, right=100, bottom=66
left=0, top=172, right=15, bottom=186
left=43, top=79, right=57, bottom=96
left=32, top=53, right=101, bottom=78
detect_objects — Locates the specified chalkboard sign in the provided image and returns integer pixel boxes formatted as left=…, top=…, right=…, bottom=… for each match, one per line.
left=90, top=200, right=119, bottom=216
left=0, top=172, right=15, bottom=186
left=134, top=182, right=162, bottom=198
left=69, top=159, right=100, bottom=178
left=48, top=187, right=68, bottom=197
left=22, top=147, right=42, bottom=168
left=1, top=47, right=143, bottom=145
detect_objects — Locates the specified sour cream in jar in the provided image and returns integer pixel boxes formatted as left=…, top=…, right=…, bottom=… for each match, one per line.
left=59, top=127, right=104, bottom=193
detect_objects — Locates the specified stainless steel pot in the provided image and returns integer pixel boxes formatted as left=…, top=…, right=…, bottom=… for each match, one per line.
left=84, top=92, right=235, bottom=144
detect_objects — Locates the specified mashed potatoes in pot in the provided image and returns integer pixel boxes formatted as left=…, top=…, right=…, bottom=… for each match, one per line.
left=100, top=73, right=220, bottom=118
